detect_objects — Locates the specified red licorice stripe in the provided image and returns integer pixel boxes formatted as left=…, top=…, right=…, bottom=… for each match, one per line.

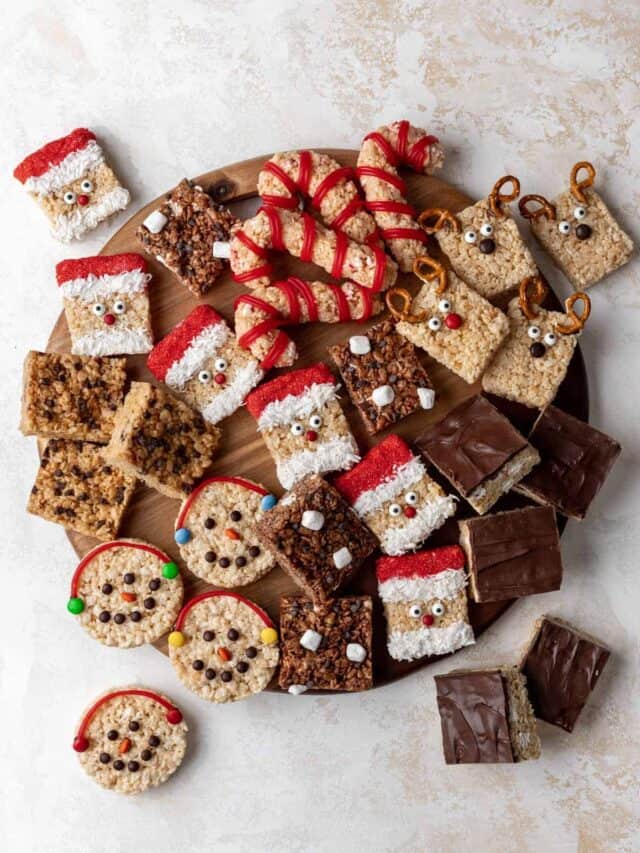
left=174, top=590, right=273, bottom=631
left=260, top=206, right=285, bottom=252
left=365, top=228, right=383, bottom=247
left=356, top=165, right=407, bottom=194
left=331, top=231, right=348, bottom=279
left=14, top=128, right=96, bottom=183
left=75, top=689, right=181, bottom=741
left=273, top=279, right=299, bottom=324
left=354, top=282, right=374, bottom=319
left=311, top=166, right=355, bottom=208
left=260, top=193, right=298, bottom=210
left=407, top=135, right=439, bottom=171
left=331, top=197, right=363, bottom=231
left=288, top=276, right=319, bottom=321
left=262, top=160, right=298, bottom=196
left=396, top=120, right=410, bottom=160
left=376, top=545, right=465, bottom=583
left=176, top=476, right=269, bottom=529
left=300, top=212, right=317, bottom=263
left=232, top=263, right=273, bottom=284
left=335, top=435, right=415, bottom=504
left=234, top=292, right=282, bottom=318
left=238, top=317, right=284, bottom=349
left=363, top=131, right=399, bottom=167
left=234, top=230, right=270, bottom=259
left=371, top=245, right=388, bottom=293
left=381, top=227, right=427, bottom=243
left=260, top=331, right=291, bottom=370
left=71, top=540, right=171, bottom=597
left=328, top=283, right=350, bottom=322
left=297, top=151, right=312, bottom=196
left=365, top=200, right=416, bottom=217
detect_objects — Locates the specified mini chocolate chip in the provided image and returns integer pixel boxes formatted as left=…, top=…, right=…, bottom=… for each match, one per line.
left=99, top=752, right=111, bottom=764
left=478, top=237, right=496, bottom=254
left=576, top=223, right=592, bottom=240
left=221, top=671, right=232, bottom=682
left=219, top=557, right=230, bottom=568
left=130, top=611, right=142, bottom=622
left=205, top=668, right=216, bottom=680
left=203, top=630, right=215, bottom=641
left=102, top=583, right=113, bottom=595
left=144, top=597, right=156, bottom=610
left=248, top=546, right=260, bottom=558
left=141, top=749, right=152, bottom=761
left=129, top=721, right=140, bottom=732
left=245, top=646, right=257, bottom=658
left=148, top=578, right=161, bottom=591
left=205, top=551, right=216, bottom=563
left=128, top=761, right=140, bottom=772
left=192, top=659, right=204, bottom=670
left=227, top=628, right=239, bottom=641
left=99, top=610, right=111, bottom=623
left=114, top=613, right=126, bottom=624
left=235, top=556, right=247, bottom=567
left=204, top=517, right=216, bottom=529
left=123, top=572, right=135, bottom=584
left=236, top=661, right=249, bottom=673
left=148, top=735, right=160, bottom=747
left=230, top=510, right=242, bottom=522
left=113, top=760, right=125, bottom=771
left=107, top=730, right=118, bottom=741
left=530, top=342, right=546, bottom=358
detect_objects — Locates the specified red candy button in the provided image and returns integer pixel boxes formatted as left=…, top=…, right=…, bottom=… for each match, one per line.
left=445, top=313, right=462, bottom=330
left=77, top=194, right=89, bottom=206
left=166, top=708, right=183, bottom=725
left=422, top=614, right=434, bottom=627
left=403, top=507, right=417, bottom=519
left=214, top=373, right=226, bottom=385
left=73, top=735, right=89, bottom=752
left=306, top=430, right=318, bottom=442
left=103, top=314, right=115, bottom=326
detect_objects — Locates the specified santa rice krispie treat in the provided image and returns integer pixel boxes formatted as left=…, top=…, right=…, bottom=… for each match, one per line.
left=14, top=128, right=130, bottom=242
left=245, top=363, right=359, bottom=489
left=56, top=254, right=153, bottom=356
left=148, top=305, right=263, bottom=425
left=66, top=539, right=183, bottom=648
left=519, top=161, right=633, bottom=290
left=376, top=546, right=474, bottom=661
left=168, top=591, right=279, bottom=704
left=173, top=476, right=278, bottom=587
left=482, top=276, right=591, bottom=409
left=419, top=175, right=537, bottom=300
left=387, top=256, right=509, bottom=384
left=334, top=435, right=456, bottom=556
left=72, top=687, right=187, bottom=794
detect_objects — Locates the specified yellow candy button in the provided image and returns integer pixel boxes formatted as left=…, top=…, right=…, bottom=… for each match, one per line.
left=168, top=631, right=185, bottom=648
left=260, top=627, right=278, bottom=645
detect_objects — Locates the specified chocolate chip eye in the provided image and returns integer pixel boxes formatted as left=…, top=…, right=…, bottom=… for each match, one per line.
left=148, top=578, right=161, bottom=591
left=543, top=332, right=557, bottom=346
left=113, top=760, right=125, bottom=771
left=114, top=613, right=126, bottom=624
left=431, top=600, right=445, bottom=616
left=227, top=628, right=239, bottom=641
left=129, top=721, right=140, bottom=732
left=527, top=325, right=541, bottom=340
left=205, top=551, right=216, bottom=563
left=428, top=317, right=441, bottom=331
left=409, top=604, right=422, bottom=618
left=245, top=646, right=257, bottom=658
left=99, top=752, right=111, bottom=764
left=123, top=572, right=135, bottom=584
left=464, top=229, right=477, bottom=244
left=203, top=630, right=215, bottom=642
left=236, top=661, right=249, bottom=673
left=101, top=583, right=113, bottom=595
left=63, top=190, right=76, bottom=205
left=480, top=222, right=493, bottom=237
left=148, top=735, right=160, bottom=747
left=99, top=610, right=111, bottom=623
left=128, top=761, right=140, bottom=773
left=204, top=517, right=216, bottom=529
left=558, top=220, right=571, bottom=235
left=144, top=597, right=156, bottom=610
left=574, top=206, right=587, bottom=220
left=192, top=659, right=204, bottom=671
left=230, top=510, right=242, bottom=522
left=107, top=730, right=118, bottom=741
left=141, top=749, right=152, bottom=761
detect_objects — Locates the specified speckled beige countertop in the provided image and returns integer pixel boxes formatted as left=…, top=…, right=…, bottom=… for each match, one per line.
left=1, top=2, right=639, bottom=851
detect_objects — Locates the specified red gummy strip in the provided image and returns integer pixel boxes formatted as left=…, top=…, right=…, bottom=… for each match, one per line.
left=371, top=245, right=387, bottom=293
left=75, top=689, right=181, bottom=741
left=71, top=540, right=172, bottom=597
left=275, top=279, right=301, bottom=323
left=260, top=193, right=298, bottom=210
left=147, top=305, right=225, bottom=380
left=334, top=435, right=415, bottom=504
left=396, top=120, right=410, bottom=160
left=238, top=317, right=284, bottom=349
left=381, top=227, right=427, bottom=243
left=407, top=135, right=439, bottom=171
left=300, top=212, right=317, bottom=263
left=234, top=230, right=270, bottom=259
left=327, top=283, right=350, bottom=322
left=288, top=276, right=319, bottom=321
left=312, top=166, right=355, bottom=208
left=365, top=200, right=416, bottom=217
left=356, top=165, right=407, bottom=194
left=355, top=282, right=374, bottom=320
left=175, top=590, right=273, bottom=631
left=364, top=131, right=399, bottom=167
left=263, top=160, right=298, bottom=195
left=331, top=230, right=348, bottom=279
left=234, top=292, right=282, bottom=318
left=176, top=476, right=269, bottom=529
left=14, top=127, right=96, bottom=183
left=245, top=362, right=335, bottom=419
left=56, top=253, right=147, bottom=285
left=261, top=206, right=285, bottom=252
left=297, top=151, right=312, bottom=196
left=376, top=545, right=465, bottom=583
left=260, top=330, right=291, bottom=371
left=232, top=263, right=273, bottom=284
left=332, top=197, right=363, bottom=231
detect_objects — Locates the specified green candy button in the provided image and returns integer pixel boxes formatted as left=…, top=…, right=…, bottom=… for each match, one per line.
left=67, top=597, right=84, bottom=615
left=162, top=562, right=179, bottom=580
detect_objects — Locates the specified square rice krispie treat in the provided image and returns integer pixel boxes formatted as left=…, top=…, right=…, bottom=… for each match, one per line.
left=389, top=258, right=509, bottom=384
left=458, top=505, right=562, bottom=603
left=278, top=595, right=373, bottom=693
left=136, top=179, right=239, bottom=297
left=520, top=616, right=610, bottom=732
left=13, top=128, right=129, bottom=242
left=255, top=474, right=377, bottom=603
left=519, top=161, right=633, bottom=290
left=103, top=382, right=220, bottom=500
left=56, top=254, right=154, bottom=356
left=420, top=175, right=537, bottom=299
left=515, top=405, right=621, bottom=520
left=435, top=667, right=541, bottom=763
left=334, top=435, right=456, bottom=555
left=245, top=363, right=359, bottom=490
left=328, top=319, right=435, bottom=435
left=20, top=351, right=127, bottom=443
left=482, top=277, right=589, bottom=409
left=27, top=439, right=136, bottom=540
left=376, top=546, right=474, bottom=661
left=416, top=395, right=540, bottom=515
left=148, top=305, right=263, bottom=425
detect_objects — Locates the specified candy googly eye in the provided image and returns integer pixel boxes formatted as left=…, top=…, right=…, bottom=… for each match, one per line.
left=405, top=491, right=418, bottom=505
left=574, top=206, right=587, bottom=220
left=214, top=358, right=227, bottom=372
left=388, top=503, right=402, bottom=517
left=93, top=303, right=106, bottom=317
left=527, top=325, right=541, bottom=339
left=309, top=414, right=322, bottom=429
left=428, top=317, right=442, bottom=331
left=290, top=422, right=304, bottom=436
left=80, top=179, right=93, bottom=193
left=409, top=604, right=422, bottom=618
left=543, top=332, right=557, bottom=346
left=464, top=229, right=477, bottom=244
left=198, top=370, right=212, bottom=383
left=558, top=220, right=571, bottom=235
left=431, top=601, right=445, bottom=617
left=480, top=222, right=493, bottom=237
left=113, top=300, right=126, bottom=315
left=438, top=299, right=451, bottom=312
left=63, top=190, right=76, bottom=204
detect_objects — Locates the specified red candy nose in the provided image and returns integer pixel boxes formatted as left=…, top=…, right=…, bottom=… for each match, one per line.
left=214, top=373, right=226, bottom=385
left=73, top=735, right=88, bottom=752
left=77, top=194, right=89, bottom=206
left=445, top=313, right=462, bottom=329
left=404, top=506, right=417, bottom=518
left=306, top=430, right=318, bottom=442
left=166, top=708, right=183, bottom=725
left=103, top=314, right=115, bottom=326
left=422, top=614, right=434, bottom=627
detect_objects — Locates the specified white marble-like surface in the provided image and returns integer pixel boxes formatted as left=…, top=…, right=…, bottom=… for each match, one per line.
left=1, top=2, right=639, bottom=851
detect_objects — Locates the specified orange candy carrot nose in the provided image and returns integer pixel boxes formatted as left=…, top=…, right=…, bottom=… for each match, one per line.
left=119, top=738, right=132, bottom=754
left=224, top=528, right=241, bottom=541
left=217, top=647, right=232, bottom=662
left=121, top=592, right=136, bottom=602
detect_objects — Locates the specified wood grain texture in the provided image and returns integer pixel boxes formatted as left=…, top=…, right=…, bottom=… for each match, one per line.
left=44, top=150, right=588, bottom=689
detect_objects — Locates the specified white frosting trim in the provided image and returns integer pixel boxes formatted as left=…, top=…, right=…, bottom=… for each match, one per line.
left=199, top=361, right=264, bottom=424
left=51, top=186, right=131, bottom=242
left=257, top=382, right=337, bottom=430
left=60, top=269, right=150, bottom=300
left=164, top=323, right=231, bottom=387
left=379, top=495, right=457, bottom=555
left=378, top=568, right=467, bottom=603
left=71, top=327, right=153, bottom=356
left=24, top=140, right=105, bottom=194
left=352, top=457, right=426, bottom=518
left=386, top=621, right=475, bottom=661
left=275, top=436, right=360, bottom=490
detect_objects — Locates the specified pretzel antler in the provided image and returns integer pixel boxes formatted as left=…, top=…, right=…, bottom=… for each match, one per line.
left=518, top=275, right=548, bottom=321
left=385, top=288, right=426, bottom=324
left=557, top=291, right=591, bottom=335
left=417, top=208, right=461, bottom=235
left=518, top=194, right=557, bottom=221
left=570, top=162, right=596, bottom=204
left=489, top=175, right=521, bottom=217
left=413, top=255, right=448, bottom=295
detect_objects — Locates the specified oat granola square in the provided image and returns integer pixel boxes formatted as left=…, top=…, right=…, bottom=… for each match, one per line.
left=278, top=595, right=373, bottom=693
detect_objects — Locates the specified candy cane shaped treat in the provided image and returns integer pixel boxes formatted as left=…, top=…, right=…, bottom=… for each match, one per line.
left=229, top=206, right=397, bottom=291
left=257, top=151, right=378, bottom=244
left=356, top=120, right=444, bottom=271
left=234, top=277, right=383, bottom=370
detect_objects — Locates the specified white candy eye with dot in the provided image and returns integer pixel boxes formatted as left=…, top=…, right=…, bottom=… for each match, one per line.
left=214, top=358, right=227, bottom=372
left=558, top=220, right=571, bottom=235
left=388, top=503, right=402, bottom=517
left=438, top=299, right=451, bottom=312
left=80, top=179, right=93, bottom=193
left=405, top=491, right=418, bottom=506
left=527, top=325, right=541, bottom=339
left=428, top=316, right=441, bottom=332
left=480, top=222, right=493, bottom=237
left=198, top=370, right=212, bottom=383
left=113, top=300, right=126, bottom=315
left=290, top=422, right=304, bottom=436
left=63, top=191, right=76, bottom=205
left=92, top=303, right=106, bottom=317
left=431, top=601, right=445, bottom=617
left=409, top=604, right=422, bottom=619
left=543, top=332, right=557, bottom=347
left=464, top=229, right=477, bottom=244
left=574, top=206, right=587, bottom=220
left=309, top=414, right=322, bottom=429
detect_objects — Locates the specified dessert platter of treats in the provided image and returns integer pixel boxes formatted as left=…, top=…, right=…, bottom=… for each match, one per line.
left=15, top=121, right=631, bottom=791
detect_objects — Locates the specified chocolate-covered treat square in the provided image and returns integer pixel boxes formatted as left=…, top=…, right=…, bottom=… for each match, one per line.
left=278, top=595, right=373, bottom=693
left=459, top=506, right=562, bottom=603
left=255, top=475, right=377, bottom=603
left=328, top=320, right=435, bottom=434
left=416, top=395, right=540, bottom=515
left=435, top=667, right=540, bottom=764
left=520, top=616, right=610, bottom=732
left=515, top=406, right=621, bottom=520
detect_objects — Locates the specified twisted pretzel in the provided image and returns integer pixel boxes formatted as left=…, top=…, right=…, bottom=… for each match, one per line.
left=413, top=255, right=448, bottom=295
left=518, top=194, right=557, bottom=221
left=518, top=275, right=548, bottom=321
left=417, top=207, right=461, bottom=235
left=570, top=161, right=596, bottom=204
left=557, top=292, right=591, bottom=335
left=385, top=287, right=426, bottom=324
left=489, top=175, right=521, bottom=217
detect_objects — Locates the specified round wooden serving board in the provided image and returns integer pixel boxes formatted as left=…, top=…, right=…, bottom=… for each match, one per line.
left=46, top=150, right=588, bottom=690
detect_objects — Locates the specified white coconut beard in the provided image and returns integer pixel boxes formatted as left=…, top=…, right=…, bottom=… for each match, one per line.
left=51, top=187, right=131, bottom=242
left=200, top=361, right=264, bottom=425
left=387, top=621, right=475, bottom=662
left=276, top=436, right=360, bottom=490
left=379, top=494, right=457, bottom=556
left=71, top=326, right=153, bottom=356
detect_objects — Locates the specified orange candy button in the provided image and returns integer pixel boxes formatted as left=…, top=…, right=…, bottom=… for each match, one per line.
left=121, top=592, right=136, bottom=602
left=119, top=738, right=132, bottom=754
left=224, top=528, right=241, bottom=541
left=217, top=647, right=232, bottom=662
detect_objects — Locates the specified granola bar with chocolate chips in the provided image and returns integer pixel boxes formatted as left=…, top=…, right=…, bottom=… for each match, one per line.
left=328, top=320, right=435, bottom=434
left=136, top=179, right=239, bottom=297
left=103, top=382, right=220, bottom=500
left=278, top=595, right=373, bottom=693
left=20, top=351, right=127, bottom=443
left=27, top=439, right=136, bottom=540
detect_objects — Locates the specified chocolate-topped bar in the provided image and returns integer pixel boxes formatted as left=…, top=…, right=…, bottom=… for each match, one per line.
left=434, top=667, right=541, bottom=764
left=458, top=506, right=562, bottom=603
left=515, top=405, right=621, bottom=520
left=416, top=395, right=540, bottom=514
left=328, top=320, right=435, bottom=434
left=520, top=616, right=610, bottom=732
left=255, top=475, right=377, bottom=603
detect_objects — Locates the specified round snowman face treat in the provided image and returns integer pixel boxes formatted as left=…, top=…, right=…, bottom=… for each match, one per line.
left=173, top=477, right=278, bottom=587
left=67, top=539, right=183, bottom=648
left=168, top=591, right=280, bottom=703
left=73, top=687, right=187, bottom=794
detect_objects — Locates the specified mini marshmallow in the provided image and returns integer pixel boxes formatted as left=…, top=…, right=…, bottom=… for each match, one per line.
left=333, top=547, right=352, bottom=569
left=300, top=629, right=323, bottom=652
left=418, top=387, right=436, bottom=410
left=288, top=684, right=308, bottom=695
left=349, top=335, right=371, bottom=356
left=143, top=210, right=168, bottom=234
left=371, top=385, right=395, bottom=407
left=346, top=643, right=367, bottom=663
left=301, top=510, right=325, bottom=531
left=213, top=241, right=231, bottom=259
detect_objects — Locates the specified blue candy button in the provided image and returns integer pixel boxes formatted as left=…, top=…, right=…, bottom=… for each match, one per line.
left=174, top=527, right=191, bottom=545
left=260, top=494, right=277, bottom=511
